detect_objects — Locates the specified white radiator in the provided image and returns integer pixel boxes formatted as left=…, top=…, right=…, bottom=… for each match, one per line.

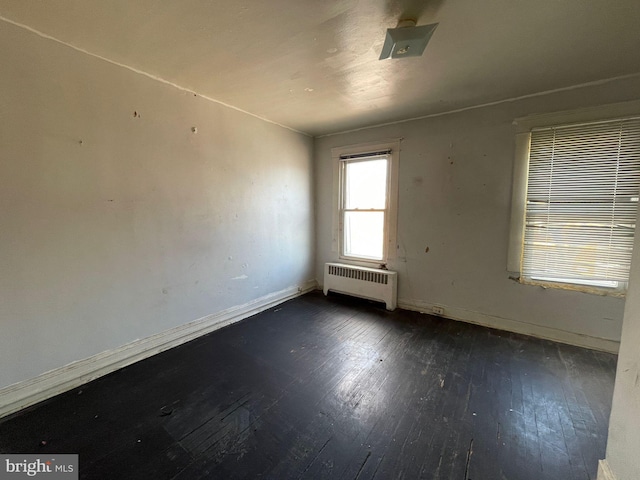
left=323, top=262, right=398, bottom=311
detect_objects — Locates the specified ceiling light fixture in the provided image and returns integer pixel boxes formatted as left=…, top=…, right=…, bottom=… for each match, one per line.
left=379, top=19, right=438, bottom=60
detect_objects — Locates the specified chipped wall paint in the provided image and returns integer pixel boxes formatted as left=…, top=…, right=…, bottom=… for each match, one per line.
left=0, top=22, right=314, bottom=389
left=315, top=76, right=640, bottom=347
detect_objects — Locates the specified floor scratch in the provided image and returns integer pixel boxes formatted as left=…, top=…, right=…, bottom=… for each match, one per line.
left=354, top=451, right=371, bottom=480
left=299, top=436, right=332, bottom=478
left=463, top=438, right=474, bottom=480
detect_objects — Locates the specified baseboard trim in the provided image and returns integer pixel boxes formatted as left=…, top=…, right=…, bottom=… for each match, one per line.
left=398, top=298, right=620, bottom=354
left=0, top=280, right=317, bottom=419
left=597, top=460, right=617, bottom=480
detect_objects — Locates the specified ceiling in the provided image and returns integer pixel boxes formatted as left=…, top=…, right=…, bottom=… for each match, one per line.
left=1, top=0, right=639, bottom=136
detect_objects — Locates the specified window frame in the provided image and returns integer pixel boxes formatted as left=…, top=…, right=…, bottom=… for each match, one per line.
left=332, top=140, right=400, bottom=266
left=508, top=101, right=640, bottom=296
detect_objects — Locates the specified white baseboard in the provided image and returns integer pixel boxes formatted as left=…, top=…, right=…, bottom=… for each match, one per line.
left=398, top=298, right=620, bottom=354
left=0, top=280, right=317, bottom=420
left=597, top=460, right=616, bottom=480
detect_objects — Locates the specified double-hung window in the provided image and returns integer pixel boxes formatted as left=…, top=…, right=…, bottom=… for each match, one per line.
left=332, top=140, right=400, bottom=264
left=509, top=115, right=640, bottom=294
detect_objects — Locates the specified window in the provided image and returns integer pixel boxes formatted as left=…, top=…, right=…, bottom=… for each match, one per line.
left=509, top=116, right=640, bottom=294
left=341, top=154, right=389, bottom=260
left=332, top=140, right=400, bottom=264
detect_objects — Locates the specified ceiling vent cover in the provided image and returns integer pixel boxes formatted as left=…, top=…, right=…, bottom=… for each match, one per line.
left=379, top=19, right=438, bottom=60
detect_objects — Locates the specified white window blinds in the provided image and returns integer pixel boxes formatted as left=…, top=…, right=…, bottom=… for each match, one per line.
left=522, top=117, right=640, bottom=289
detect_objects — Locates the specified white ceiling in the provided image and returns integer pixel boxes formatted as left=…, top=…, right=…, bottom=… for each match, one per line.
left=1, top=0, right=639, bottom=136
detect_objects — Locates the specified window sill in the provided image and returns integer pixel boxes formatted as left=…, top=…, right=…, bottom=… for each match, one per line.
left=338, top=256, right=389, bottom=270
left=517, top=277, right=626, bottom=298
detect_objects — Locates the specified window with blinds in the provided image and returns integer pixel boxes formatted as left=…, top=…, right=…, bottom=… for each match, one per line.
left=521, top=117, right=640, bottom=292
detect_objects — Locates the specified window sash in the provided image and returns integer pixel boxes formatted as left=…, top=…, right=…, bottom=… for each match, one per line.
left=521, top=117, right=640, bottom=289
left=343, top=157, right=388, bottom=210
left=342, top=211, right=386, bottom=260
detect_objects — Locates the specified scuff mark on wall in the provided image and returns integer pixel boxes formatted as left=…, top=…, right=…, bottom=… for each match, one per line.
left=232, top=275, right=249, bottom=280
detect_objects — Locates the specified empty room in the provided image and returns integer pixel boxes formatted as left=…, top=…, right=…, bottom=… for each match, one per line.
left=1, top=1, right=639, bottom=479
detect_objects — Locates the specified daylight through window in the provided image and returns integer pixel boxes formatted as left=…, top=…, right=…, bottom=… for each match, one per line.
left=521, top=117, right=640, bottom=292
left=340, top=153, right=390, bottom=261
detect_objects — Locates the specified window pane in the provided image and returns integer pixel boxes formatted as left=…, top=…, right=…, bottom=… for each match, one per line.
left=344, top=211, right=384, bottom=260
left=345, top=159, right=388, bottom=209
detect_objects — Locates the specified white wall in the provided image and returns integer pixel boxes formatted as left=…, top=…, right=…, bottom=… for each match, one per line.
left=0, top=22, right=314, bottom=389
left=601, top=224, right=640, bottom=479
left=315, top=77, right=640, bottom=348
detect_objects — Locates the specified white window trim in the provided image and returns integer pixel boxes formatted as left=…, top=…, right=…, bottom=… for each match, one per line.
left=331, top=139, right=401, bottom=266
left=507, top=100, right=640, bottom=296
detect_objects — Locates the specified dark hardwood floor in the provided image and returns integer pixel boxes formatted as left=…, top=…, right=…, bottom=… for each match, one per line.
left=0, top=291, right=617, bottom=479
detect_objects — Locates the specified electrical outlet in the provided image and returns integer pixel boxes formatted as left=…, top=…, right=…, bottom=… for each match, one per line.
left=432, top=305, right=445, bottom=316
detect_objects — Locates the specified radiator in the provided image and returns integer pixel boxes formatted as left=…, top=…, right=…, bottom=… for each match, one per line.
left=323, top=263, right=398, bottom=311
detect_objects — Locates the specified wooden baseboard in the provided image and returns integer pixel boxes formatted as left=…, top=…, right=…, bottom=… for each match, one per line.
left=597, top=460, right=616, bottom=480
left=397, top=298, right=620, bottom=354
left=0, top=281, right=317, bottom=419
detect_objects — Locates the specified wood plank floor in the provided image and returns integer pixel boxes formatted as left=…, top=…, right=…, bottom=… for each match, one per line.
left=0, top=291, right=617, bottom=479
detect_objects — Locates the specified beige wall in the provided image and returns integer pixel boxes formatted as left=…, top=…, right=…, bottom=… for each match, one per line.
left=603, top=224, right=640, bottom=479
left=315, top=76, right=640, bottom=348
left=0, top=22, right=315, bottom=388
